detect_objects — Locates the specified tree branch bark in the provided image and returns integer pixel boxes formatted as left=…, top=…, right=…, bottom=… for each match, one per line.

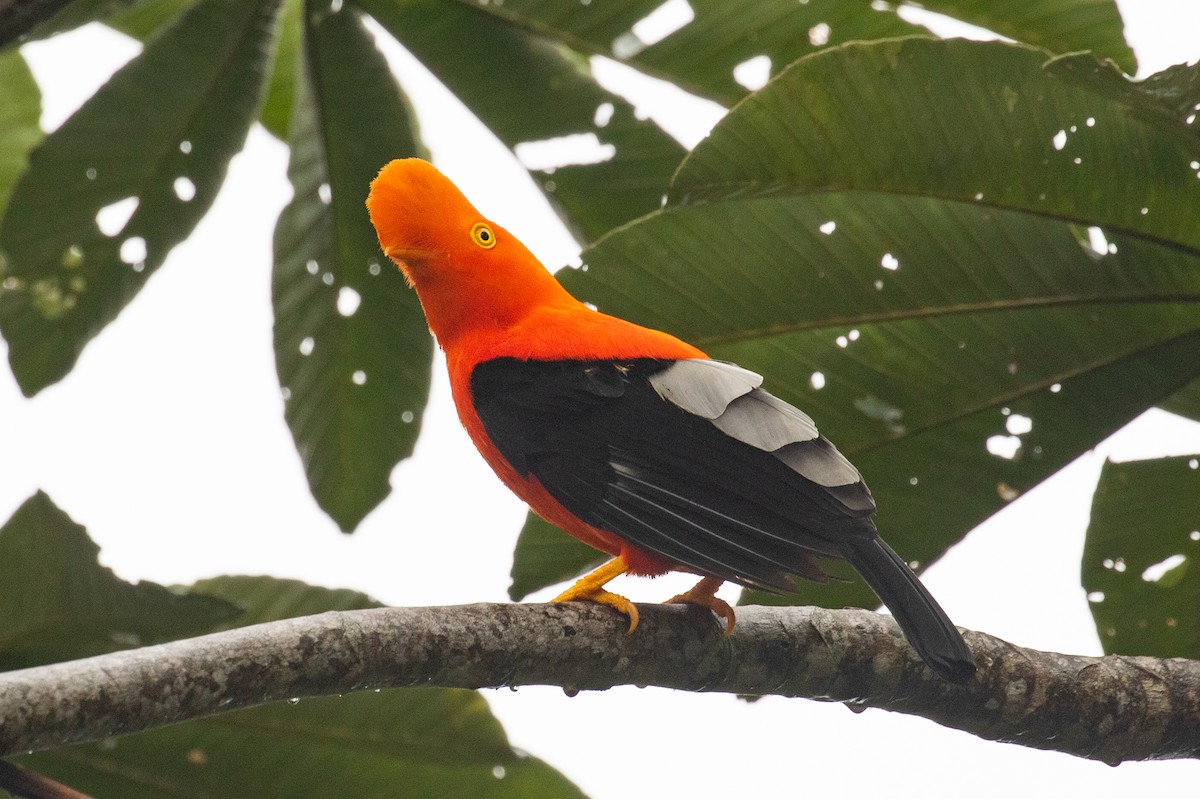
left=1, top=602, right=1197, bottom=764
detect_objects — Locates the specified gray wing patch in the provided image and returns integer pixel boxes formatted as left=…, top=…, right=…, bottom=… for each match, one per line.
left=647, top=359, right=762, bottom=419
left=652, top=359, right=867, bottom=494
left=712, top=389, right=819, bottom=450
left=775, top=438, right=866, bottom=492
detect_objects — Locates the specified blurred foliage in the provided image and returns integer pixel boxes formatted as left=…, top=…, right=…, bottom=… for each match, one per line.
left=0, top=494, right=582, bottom=798
left=1083, top=456, right=1199, bottom=658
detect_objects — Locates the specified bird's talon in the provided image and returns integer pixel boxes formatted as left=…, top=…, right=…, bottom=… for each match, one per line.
left=551, top=559, right=638, bottom=632
left=667, top=576, right=736, bottom=636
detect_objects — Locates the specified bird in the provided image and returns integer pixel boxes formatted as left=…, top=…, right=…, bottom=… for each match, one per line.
left=366, top=157, right=975, bottom=683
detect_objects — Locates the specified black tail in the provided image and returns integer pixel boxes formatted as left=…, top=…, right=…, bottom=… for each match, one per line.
left=842, top=535, right=975, bottom=683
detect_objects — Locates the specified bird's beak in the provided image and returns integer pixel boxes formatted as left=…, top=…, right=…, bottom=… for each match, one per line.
left=382, top=244, right=432, bottom=287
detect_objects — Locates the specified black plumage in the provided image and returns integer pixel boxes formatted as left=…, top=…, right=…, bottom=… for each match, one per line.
left=471, top=356, right=975, bottom=682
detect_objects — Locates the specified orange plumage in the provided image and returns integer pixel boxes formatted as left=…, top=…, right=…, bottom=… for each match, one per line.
left=367, top=158, right=975, bottom=682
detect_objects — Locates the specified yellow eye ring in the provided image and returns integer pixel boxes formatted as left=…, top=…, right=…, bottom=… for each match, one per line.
left=470, top=222, right=496, bottom=249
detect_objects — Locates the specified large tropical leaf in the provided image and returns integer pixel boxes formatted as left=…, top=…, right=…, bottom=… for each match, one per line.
left=0, top=492, right=238, bottom=671
left=473, top=0, right=1133, bottom=104
left=1082, top=456, right=1200, bottom=659
left=919, top=0, right=1134, bottom=73
left=510, top=39, right=1200, bottom=604
left=272, top=2, right=432, bottom=531
left=361, top=0, right=686, bottom=242
left=0, top=0, right=280, bottom=395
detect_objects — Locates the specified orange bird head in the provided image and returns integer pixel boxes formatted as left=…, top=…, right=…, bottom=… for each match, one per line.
left=366, top=158, right=574, bottom=346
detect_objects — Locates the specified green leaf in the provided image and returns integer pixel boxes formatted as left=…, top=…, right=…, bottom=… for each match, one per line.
left=1161, top=377, right=1200, bottom=424
left=471, top=0, right=1132, bottom=106
left=671, top=39, right=1199, bottom=251
left=920, top=0, right=1135, bottom=74
left=475, top=0, right=922, bottom=106
left=0, top=0, right=282, bottom=395
left=1083, top=456, right=1200, bottom=658
left=106, top=0, right=198, bottom=40
left=0, top=492, right=239, bottom=671
left=510, top=39, right=1200, bottom=602
left=1045, top=54, right=1200, bottom=149
left=272, top=2, right=432, bottom=531
left=0, top=50, right=41, bottom=218
left=509, top=515, right=605, bottom=601
left=361, top=0, right=685, bottom=242
left=16, top=688, right=587, bottom=799
left=259, top=0, right=302, bottom=139
left=190, top=574, right=383, bottom=626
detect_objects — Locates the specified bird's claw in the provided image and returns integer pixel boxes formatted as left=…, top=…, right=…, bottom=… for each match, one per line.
left=667, top=576, right=736, bottom=636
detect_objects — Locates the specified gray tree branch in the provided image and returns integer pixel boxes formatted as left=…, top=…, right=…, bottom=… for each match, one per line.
left=1, top=602, right=1197, bottom=764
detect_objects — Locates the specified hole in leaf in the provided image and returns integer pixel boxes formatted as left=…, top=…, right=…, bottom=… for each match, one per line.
left=732, top=55, right=771, bottom=90
left=119, top=236, right=147, bottom=265
left=1005, top=414, right=1032, bottom=435
left=96, top=197, right=139, bottom=237
left=337, top=286, right=361, bottom=316
left=515, top=134, right=616, bottom=171
left=174, top=177, right=196, bottom=202
left=612, top=0, right=693, bottom=58
left=1141, top=554, right=1186, bottom=583
left=986, top=435, right=1020, bottom=459
left=594, top=102, right=614, bottom=128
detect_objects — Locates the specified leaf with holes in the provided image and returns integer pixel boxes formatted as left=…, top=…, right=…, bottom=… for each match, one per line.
left=273, top=3, right=432, bottom=532
left=920, top=0, right=1134, bottom=73
left=0, top=492, right=239, bottom=671
left=0, top=0, right=281, bottom=396
left=510, top=39, right=1200, bottom=603
left=460, top=0, right=1132, bottom=106
left=1083, top=456, right=1200, bottom=658
left=360, top=0, right=686, bottom=243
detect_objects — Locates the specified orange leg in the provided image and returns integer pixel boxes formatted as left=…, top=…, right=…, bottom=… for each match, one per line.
left=667, top=576, right=736, bottom=636
left=551, top=558, right=639, bottom=633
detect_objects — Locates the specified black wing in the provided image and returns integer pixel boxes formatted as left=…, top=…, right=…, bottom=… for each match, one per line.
left=470, top=357, right=876, bottom=592
left=472, top=356, right=976, bottom=682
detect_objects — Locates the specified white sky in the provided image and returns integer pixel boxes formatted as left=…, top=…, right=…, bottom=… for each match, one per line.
left=5, top=1, right=1200, bottom=797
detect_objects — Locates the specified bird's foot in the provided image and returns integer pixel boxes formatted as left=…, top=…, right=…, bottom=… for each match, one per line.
left=666, top=576, right=735, bottom=636
left=551, top=558, right=639, bottom=634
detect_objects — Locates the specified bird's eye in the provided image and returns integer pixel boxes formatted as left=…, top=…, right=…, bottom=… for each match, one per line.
left=470, top=222, right=496, bottom=249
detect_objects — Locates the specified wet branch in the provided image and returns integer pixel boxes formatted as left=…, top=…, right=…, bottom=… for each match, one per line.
left=1, top=602, right=1197, bottom=764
